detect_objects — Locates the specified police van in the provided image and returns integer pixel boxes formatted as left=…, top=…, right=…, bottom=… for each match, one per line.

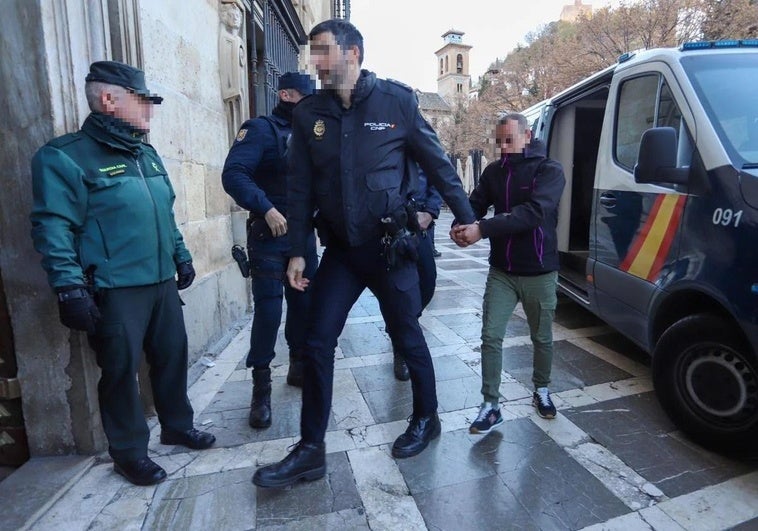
left=523, top=40, right=758, bottom=452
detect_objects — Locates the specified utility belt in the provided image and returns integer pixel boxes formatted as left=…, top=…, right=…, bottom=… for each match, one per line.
left=313, top=203, right=421, bottom=270
left=230, top=215, right=285, bottom=279
left=231, top=244, right=287, bottom=280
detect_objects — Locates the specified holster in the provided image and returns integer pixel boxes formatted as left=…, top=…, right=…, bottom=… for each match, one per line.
left=380, top=210, right=419, bottom=269
left=404, top=199, right=422, bottom=234
left=231, top=244, right=251, bottom=278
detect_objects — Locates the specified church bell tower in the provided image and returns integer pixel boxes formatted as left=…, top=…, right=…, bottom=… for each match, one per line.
left=435, top=29, right=472, bottom=104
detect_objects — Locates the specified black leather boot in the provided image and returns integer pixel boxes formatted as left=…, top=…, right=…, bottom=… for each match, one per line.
left=160, top=428, right=216, bottom=449
left=287, top=350, right=304, bottom=388
left=391, top=412, right=441, bottom=458
left=393, top=351, right=410, bottom=381
left=249, top=368, right=272, bottom=429
left=113, top=457, right=167, bottom=486
left=252, top=440, right=326, bottom=488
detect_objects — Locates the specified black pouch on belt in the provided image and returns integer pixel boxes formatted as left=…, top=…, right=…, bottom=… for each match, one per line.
left=247, top=217, right=273, bottom=241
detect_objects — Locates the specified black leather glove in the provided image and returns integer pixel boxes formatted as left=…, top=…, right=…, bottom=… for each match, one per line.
left=56, top=286, right=101, bottom=335
left=176, top=261, right=195, bottom=290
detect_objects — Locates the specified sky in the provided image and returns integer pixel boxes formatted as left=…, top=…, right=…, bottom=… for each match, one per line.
left=349, top=0, right=619, bottom=92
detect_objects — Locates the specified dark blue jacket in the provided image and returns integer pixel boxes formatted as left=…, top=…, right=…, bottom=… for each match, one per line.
left=413, top=169, right=443, bottom=219
left=287, top=70, right=475, bottom=255
left=469, top=139, right=565, bottom=274
left=222, top=106, right=291, bottom=217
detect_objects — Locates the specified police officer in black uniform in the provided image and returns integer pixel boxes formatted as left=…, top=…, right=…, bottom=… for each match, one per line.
left=222, top=72, right=318, bottom=430
left=253, top=19, right=476, bottom=489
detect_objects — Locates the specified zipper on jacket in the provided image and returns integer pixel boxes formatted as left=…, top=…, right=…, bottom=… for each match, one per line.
left=533, top=226, right=545, bottom=266
left=135, top=155, right=163, bottom=280
left=95, top=219, right=111, bottom=260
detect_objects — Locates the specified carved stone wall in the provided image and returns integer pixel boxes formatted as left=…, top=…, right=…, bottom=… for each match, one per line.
left=0, top=0, right=250, bottom=458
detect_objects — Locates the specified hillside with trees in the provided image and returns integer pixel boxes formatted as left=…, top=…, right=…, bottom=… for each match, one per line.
left=437, top=0, right=758, bottom=161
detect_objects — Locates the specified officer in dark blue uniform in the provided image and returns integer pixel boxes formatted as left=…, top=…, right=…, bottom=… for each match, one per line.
left=253, top=19, right=476, bottom=488
left=221, top=72, right=318, bottom=430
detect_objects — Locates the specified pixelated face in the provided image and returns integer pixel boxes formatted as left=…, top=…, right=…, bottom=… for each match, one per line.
left=110, top=89, right=154, bottom=133
left=309, top=31, right=355, bottom=89
left=496, top=119, right=531, bottom=155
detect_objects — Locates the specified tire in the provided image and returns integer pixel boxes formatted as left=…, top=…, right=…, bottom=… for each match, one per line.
left=652, top=313, right=758, bottom=453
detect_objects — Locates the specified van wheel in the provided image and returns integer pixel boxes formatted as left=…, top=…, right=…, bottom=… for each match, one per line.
left=652, top=313, right=758, bottom=452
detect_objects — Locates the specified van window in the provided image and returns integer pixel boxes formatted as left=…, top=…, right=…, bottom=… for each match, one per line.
left=658, top=79, right=693, bottom=169
left=615, top=74, right=691, bottom=172
left=615, top=75, right=658, bottom=169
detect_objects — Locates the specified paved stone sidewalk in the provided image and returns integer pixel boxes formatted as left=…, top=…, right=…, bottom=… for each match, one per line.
left=6, top=212, right=758, bottom=530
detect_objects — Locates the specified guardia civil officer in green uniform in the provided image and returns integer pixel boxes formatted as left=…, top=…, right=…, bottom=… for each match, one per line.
left=30, top=61, right=215, bottom=486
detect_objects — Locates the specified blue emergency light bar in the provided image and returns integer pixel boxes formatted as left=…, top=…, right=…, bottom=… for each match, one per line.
left=682, top=39, right=758, bottom=51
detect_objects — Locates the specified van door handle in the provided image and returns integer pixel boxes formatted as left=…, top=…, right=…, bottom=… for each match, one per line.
left=599, top=193, right=617, bottom=208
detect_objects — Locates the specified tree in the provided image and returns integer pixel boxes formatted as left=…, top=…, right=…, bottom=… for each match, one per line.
left=437, top=0, right=758, bottom=161
left=699, top=0, right=758, bottom=39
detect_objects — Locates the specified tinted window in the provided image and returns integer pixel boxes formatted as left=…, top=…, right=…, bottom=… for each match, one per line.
left=615, top=74, right=691, bottom=172
left=615, top=75, right=658, bottom=169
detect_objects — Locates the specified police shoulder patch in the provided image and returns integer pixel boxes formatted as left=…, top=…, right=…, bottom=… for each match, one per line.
left=386, top=78, right=413, bottom=92
left=235, top=128, right=248, bottom=142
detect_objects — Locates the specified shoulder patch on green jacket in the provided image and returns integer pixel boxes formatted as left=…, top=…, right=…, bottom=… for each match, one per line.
left=387, top=78, right=413, bottom=92
left=47, top=132, right=82, bottom=149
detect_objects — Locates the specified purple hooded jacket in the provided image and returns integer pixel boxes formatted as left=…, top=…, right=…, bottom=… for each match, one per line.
left=468, top=139, right=565, bottom=275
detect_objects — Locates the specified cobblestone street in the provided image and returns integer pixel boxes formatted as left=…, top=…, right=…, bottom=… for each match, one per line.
left=4, top=212, right=757, bottom=531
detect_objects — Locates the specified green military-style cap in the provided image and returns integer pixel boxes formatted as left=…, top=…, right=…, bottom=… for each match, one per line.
left=85, top=60, right=163, bottom=104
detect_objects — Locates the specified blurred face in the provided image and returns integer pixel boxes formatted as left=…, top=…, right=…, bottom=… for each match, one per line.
left=309, top=31, right=358, bottom=89
left=104, top=88, right=154, bottom=133
left=496, top=119, right=531, bottom=155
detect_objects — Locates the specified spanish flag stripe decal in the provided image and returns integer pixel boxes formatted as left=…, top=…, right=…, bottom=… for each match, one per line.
left=619, top=194, right=685, bottom=281
left=619, top=194, right=665, bottom=271
left=647, top=195, right=686, bottom=281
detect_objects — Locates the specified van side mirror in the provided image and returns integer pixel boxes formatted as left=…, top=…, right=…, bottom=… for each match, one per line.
left=634, top=127, right=689, bottom=185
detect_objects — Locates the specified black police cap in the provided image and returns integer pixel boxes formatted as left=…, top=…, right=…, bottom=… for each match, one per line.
left=277, top=72, right=315, bottom=96
left=85, top=61, right=163, bottom=104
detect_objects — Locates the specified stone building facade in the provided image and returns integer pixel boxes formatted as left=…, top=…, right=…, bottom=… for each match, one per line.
left=560, top=0, right=592, bottom=22
left=416, top=90, right=452, bottom=131
left=0, top=0, right=339, bottom=467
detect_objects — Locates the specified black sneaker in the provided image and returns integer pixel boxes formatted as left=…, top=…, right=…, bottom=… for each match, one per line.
left=533, top=387, right=557, bottom=419
left=469, top=403, right=503, bottom=434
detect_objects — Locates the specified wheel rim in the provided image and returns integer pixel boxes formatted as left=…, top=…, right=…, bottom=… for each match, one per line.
left=678, top=343, right=758, bottom=429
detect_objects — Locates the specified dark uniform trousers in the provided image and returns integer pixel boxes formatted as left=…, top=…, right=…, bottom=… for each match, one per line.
left=301, top=238, right=437, bottom=443
left=247, top=232, right=318, bottom=368
left=88, top=279, right=194, bottom=462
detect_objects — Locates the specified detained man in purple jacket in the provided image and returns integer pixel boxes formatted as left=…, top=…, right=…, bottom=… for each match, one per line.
left=452, top=113, right=566, bottom=433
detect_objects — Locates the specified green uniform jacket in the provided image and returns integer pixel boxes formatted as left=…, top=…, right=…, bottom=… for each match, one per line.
left=30, top=113, right=192, bottom=290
